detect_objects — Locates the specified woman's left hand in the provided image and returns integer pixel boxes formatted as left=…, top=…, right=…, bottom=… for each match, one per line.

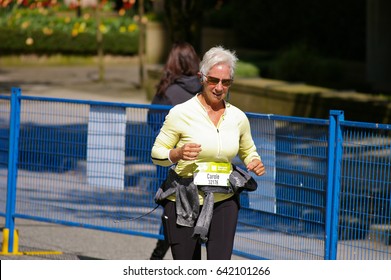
left=246, top=159, right=266, bottom=176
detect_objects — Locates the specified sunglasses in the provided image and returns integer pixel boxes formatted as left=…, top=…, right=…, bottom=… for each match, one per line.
left=202, top=73, right=233, bottom=87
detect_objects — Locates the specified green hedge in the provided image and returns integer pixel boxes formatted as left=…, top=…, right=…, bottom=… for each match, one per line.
left=0, top=8, right=139, bottom=55
left=0, top=27, right=138, bottom=55
left=235, top=61, right=260, bottom=78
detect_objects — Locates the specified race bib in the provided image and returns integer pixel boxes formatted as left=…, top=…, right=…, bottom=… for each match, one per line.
left=193, top=162, right=232, bottom=186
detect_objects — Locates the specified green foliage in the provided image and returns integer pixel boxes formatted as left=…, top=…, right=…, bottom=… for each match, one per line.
left=0, top=7, right=139, bottom=55
left=203, top=1, right=234, bottom=29
left=235, top=61, right=260, bottom=78
left=232, top=0, right=366, bottom=61
left=236, top=49, right=276, bottom=78
left=271, top=44, right=343, bottom=87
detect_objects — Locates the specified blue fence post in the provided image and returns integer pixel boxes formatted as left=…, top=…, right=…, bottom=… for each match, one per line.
left=4, top=87, right=22, bottom=253
left=324, top=110, right=344, bottom=260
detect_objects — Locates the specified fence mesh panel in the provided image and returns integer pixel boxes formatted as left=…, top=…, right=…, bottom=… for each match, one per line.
left=0, top=96, right=10, bottom=216
left=338, top=124, right=391, bottom=259
left=1, top=95, right=390, bottom=259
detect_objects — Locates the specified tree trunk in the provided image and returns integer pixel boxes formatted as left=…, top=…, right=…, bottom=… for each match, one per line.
left=96, top=4, right=104, bottom=82
left=138, top=0, right=145, bottom=88
left=163, top=0, right=203, bottom=53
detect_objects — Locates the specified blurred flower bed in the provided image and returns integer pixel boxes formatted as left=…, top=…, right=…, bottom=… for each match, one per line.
left=0, top=0, right=139, bottom=55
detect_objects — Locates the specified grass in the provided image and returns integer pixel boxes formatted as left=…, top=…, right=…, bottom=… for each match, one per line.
left=0, top=54, right=139, bottom=67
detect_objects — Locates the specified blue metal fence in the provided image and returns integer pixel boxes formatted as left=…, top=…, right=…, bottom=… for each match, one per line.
left=337, top=118, right=391, bottom=259
left=1, top=88, right=390, bottom=259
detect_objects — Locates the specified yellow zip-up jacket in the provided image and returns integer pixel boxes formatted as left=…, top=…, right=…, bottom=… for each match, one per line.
left=151, top=94, right=261, bottom=203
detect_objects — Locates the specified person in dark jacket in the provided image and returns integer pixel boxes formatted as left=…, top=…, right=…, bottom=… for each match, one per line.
left=148, top=41, right=202, bottom=260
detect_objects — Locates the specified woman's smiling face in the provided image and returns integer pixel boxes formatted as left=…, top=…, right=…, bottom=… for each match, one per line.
left=202, top=63, right=232, bottom=107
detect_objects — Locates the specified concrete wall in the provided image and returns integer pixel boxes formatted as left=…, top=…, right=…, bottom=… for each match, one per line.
left=146, top=68, right=391, bottom=124
left=231, top=78, right=391, bottom=123
left=145, top=22, right=169, bottom=64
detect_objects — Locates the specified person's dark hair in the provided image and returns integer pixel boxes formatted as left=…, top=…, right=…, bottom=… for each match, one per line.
left=156, top=41, right=200, bottom=96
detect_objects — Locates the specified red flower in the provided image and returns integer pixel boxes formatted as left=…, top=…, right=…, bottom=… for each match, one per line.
left=122, top=0, right=135, bottom=10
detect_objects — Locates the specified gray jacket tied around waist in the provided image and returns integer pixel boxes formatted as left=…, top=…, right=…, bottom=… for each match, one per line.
left=154, top=164, right=257, bottom=243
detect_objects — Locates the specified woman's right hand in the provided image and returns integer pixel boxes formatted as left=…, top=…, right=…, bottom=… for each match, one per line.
left=170, top=143, right=202, bottom=163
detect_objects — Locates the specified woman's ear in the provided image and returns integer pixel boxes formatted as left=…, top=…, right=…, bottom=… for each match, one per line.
left=198, top=72, right=203, bottom=83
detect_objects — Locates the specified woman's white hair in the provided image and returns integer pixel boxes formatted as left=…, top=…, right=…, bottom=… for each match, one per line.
left=199, top=46, right=238, bottom=80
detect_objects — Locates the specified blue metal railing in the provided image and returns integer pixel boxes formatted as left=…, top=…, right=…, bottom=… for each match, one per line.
left=0, top=88, right=390, bottom=259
